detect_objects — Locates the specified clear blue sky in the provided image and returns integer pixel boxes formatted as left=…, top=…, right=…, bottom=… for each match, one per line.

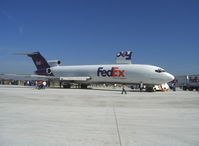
left=0, top=0, right=199, bottom=75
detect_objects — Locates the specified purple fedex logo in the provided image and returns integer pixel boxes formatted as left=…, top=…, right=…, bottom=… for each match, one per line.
left=97, top=67, right=125, bottom=77
left=36, top=60, right=44, bottom=66
left=116, top=51, right=132, bottom=60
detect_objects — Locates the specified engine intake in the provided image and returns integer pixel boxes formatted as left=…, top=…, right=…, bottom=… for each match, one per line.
left=46, top=68, right=52, bottom=74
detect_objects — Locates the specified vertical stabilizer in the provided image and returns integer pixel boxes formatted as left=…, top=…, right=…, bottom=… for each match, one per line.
left=27, top=52, right=50, bottom=70
left=15, top=52, right=53, bottom=76
left=116, top=51, right=132, bottom=64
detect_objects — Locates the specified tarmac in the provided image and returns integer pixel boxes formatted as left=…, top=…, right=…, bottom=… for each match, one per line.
left=0, top=85, right=199, bottom=146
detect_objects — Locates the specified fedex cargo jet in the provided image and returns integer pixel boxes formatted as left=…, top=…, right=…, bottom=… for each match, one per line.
left=16, top=52, right=174, bottom=91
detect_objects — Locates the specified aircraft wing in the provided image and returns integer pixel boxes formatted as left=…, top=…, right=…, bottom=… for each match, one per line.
left=0, top=73, right=56, bottom=81
left=0, top=73, right=91, bottom=82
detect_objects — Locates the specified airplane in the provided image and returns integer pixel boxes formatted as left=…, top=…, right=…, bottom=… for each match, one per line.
left=9, top=51, right=174, bottom=91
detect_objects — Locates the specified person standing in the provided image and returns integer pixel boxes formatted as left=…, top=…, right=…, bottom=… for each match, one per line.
left=38, top=80, right=43, bottom=89
left=121, top=85, right=127, bottom=94
left=43, top=81, right=47, bottom=89
left=140, top=82, right=144, bottom=92
left=172, top=83, right=176, bottom=91
left=59, top=80, right=62, bottom=88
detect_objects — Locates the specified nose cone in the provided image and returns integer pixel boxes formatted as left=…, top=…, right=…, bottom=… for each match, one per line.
left=165, top=72, right=175, bottom=83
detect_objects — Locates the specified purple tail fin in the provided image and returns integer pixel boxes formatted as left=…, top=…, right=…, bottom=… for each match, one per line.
left=16, top=52, right=53, bottom=76
left=27, top=52, right=53, bottom=76
left=27, top=52, right=50, bottom=70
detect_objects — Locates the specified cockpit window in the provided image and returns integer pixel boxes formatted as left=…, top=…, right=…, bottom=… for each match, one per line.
left=155, top=68, right=165, bottom=73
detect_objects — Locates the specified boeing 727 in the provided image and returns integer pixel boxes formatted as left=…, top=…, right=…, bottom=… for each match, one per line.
left=10, top=52, right=174, bottom=91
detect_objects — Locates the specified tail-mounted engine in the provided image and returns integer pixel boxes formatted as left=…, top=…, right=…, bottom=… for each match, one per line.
left=47, top=60, right=61, bottom=67
left=46, top=68, right=52, bottom=75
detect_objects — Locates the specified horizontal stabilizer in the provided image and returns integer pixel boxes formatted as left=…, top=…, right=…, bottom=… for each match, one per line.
left=14, top=52, right=39, bottom=56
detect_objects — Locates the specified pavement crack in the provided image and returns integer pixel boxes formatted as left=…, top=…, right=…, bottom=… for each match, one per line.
left=113, top=105, right=122, bottom=146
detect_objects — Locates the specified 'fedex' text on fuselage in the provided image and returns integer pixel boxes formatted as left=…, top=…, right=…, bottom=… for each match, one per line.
left=97, top=67, right=125, bottom=77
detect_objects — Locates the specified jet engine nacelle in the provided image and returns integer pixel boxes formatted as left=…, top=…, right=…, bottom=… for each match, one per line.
left=47, top=60, right=61, bottom=67
left=46, top=68, right=52, bottom=75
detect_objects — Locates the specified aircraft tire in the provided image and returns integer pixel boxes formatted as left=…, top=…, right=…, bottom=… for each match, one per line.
left=146, top=87, right=155, bottom=92
left=188, top=87, right=194, bottom=91
left=63, top=84, right=71, bottom=88
left=81, top=84, right=88, bottom=89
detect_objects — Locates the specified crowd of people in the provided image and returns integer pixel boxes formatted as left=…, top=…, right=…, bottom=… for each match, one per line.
left=35, top=81, right=47, bottom=89
left=25, top=80, right=48, bottom=89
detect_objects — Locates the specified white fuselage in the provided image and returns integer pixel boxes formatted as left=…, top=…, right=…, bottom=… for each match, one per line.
left=50, top=64, right=174, bottom=85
